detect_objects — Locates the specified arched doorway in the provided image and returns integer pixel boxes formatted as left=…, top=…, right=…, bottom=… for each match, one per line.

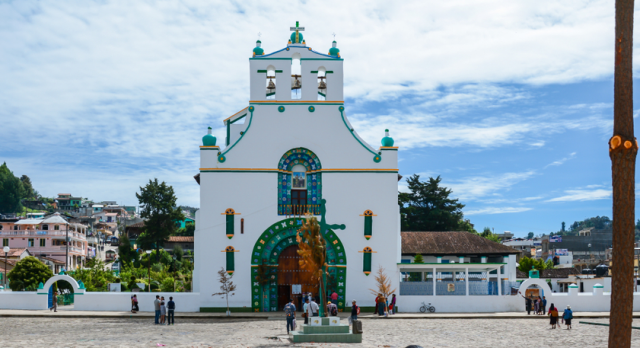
left=277, top=245, right=318, bottom=311
left=250, top=218, right=347, bottom=312
left=38, top=274, right=82, bottom=309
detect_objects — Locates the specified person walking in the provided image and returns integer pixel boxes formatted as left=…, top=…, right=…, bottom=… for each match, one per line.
left=284, top=298, right=296, bottom=334
left=331, top=291, right=338, bottom=303
left=374, top=294, right=379, bottom=314
left=349, top=300, right=359, bottom=326
left=154, top=295, right=161, bottom=324
left=542, top=296, right=547, bottom=315
left=327, top=301, right=338, bottom=316
left=50, top=291, right=58, bottom=312
left=309, top=298, right=319, bottom=317
left=534, top=296, right=540, bottom=314
left=303, top=298, right=309, bottom=324
left=519, top=292, right=532, bottom=315
left=132, top=295, right=139, bottom=313
left=389, top=294, right=397, bottom=314
left=167, top=297, right=175, bottom=325
left=548, top=303, right=559, bottom=329
left=160, top=300, right=166, bottom=324
left=562, top=305, right=573, bottom=330
left=377, top=295, right=386, bottom=316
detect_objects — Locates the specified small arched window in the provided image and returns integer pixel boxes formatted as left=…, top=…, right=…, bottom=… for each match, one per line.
left=42, top=224, right=49, bottom=231
left=291, top=53, right=302, bottom=99
left=317, top=67, right=326, bottom=101
left=266, top=65, right=276, bottom=100
left=14, top=225, right=18, bottom=231
left=277, top=148, right=322, bottom=216
left=54, top=225, right=60, bottom=231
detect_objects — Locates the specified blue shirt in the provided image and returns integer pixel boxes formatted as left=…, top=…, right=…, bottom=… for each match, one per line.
left=284, top=303, right=296, bottom=317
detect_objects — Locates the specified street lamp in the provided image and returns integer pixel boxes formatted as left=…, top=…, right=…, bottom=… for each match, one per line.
left=3, top=246, right=9, bottom=290
left=146, top=250, right=152, bottom=292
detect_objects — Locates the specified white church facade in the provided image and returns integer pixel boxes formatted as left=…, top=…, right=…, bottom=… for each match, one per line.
left=193, top=23, right=401, bottom=312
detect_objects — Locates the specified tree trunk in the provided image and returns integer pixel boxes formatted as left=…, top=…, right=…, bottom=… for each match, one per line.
left=610, top=1, right=637, bottom=347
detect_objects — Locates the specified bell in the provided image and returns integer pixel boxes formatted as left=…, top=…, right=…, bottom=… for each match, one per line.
left=268, top=79, right=276, bottom=89
left=293, top=78, right=301, bottom=89
left=318, top=80, right=327, bottom=90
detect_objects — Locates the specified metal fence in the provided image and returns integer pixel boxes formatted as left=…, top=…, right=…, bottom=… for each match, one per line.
left=400, top=281, right=433, bottom=296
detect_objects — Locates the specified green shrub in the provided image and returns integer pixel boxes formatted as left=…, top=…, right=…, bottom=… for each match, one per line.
left=161, top=278, right=175, bottom=292
left=8, top=257, right=53, bottom=291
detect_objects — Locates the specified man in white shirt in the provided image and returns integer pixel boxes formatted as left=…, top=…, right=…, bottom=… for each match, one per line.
left=309, top=299, right=319, bottom=317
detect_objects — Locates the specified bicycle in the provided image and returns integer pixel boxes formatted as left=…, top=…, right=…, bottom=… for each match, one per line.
left=419, top=302, right=436, bottom=313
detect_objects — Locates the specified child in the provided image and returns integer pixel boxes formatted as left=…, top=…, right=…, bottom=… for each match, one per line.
left=563, top=305, right=573, bottom=330
left=160, top=301, right=166, bottom=324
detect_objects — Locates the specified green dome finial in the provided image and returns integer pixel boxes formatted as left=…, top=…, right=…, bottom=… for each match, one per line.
left=253, top=40, right=264, bottom=57
left=202, top=127, right=217, bottom=146
left=289, top=20, right=305, bottom=44
left=381, top=129, right=394, bottom=147
left=329, top=40, right=340, bottom=57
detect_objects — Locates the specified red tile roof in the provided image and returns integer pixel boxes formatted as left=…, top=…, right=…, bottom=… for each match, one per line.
left=168, top=236, right=194, bottom=243
left=401, top=231, right=520, bottom=255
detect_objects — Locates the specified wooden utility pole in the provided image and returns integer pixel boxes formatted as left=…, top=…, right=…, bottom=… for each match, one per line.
left=609, top=1, right=637, bottom=347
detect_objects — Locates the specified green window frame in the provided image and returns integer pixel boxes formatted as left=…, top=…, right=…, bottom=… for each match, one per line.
left=362, top=247, right=373, bottom=275
left=224, top=208, right=237, bottom=239
left=40, top=239, right=46, bottom=247
left=361, top=210, right=375, bottom=240
left=2, top=239, right=8, bottom=247
left=225, top=246, right=235, bottom=274
left=28, top=239, right=34, bottom=247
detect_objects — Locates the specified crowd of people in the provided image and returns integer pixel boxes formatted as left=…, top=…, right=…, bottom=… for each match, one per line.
left=520, top=291, right=574, bottom=330
left=374, top=293, right=396, bottom=316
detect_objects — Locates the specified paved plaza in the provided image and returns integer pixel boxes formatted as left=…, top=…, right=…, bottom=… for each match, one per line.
left=1, top=316, right=639, bottom=347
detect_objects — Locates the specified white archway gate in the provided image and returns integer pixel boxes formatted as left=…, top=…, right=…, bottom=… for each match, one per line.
left=37, top=274, right=85, bottom=295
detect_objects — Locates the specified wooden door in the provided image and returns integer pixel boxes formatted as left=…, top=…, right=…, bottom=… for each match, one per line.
left=277, top=245, right=319, bottom=310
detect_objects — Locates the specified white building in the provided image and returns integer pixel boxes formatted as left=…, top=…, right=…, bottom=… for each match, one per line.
left=194, top=23, right=400, bottom=312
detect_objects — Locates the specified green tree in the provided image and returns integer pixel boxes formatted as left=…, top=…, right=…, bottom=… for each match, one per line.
left=19, top=175, right=36, bottom=200
left=173, top=245, right=184, bottom=262
left=136, top=179, right=184, bottom=262
left=117, top=234, right=139, bottom=266
left=561, top=221, right=566, bottom=232
left=413, top=254, right=424, bottom=263
left=527, top=232, right=534, bottom=239
left=175, top=223, right=195, bottom=236
left=0, top=162, right=24, bottom=213
left=399, top=175, right=469, bottom=232
left=480, top=227, right=501, bottom=243
left=8, top=257, right=53, bottom=291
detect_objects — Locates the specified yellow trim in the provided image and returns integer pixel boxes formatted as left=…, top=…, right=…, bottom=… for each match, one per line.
left=223, top=107, right=249, bottom=123
left=379, top=146, right=399, bottom=149
left=221, top=250, right=240, bottom=252
left=248, top=100, right=344, bottom=103
left=327, top=265, right=347, bottom=268
left=199, top=146, right=220, bottom=148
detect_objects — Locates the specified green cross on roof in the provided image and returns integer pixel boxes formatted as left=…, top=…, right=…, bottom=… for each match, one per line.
left=290, top=21, right=305, bottom=33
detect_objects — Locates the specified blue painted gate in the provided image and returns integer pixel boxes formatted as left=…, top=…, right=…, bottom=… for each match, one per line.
left=48, top=285, right=53, bottom=308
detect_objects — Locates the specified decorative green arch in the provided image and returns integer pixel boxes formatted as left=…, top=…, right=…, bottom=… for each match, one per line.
left=250, top=217, right=347, bottom=312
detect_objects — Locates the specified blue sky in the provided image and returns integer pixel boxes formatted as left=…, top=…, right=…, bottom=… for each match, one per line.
left=0, top=1, right=637, bottom=237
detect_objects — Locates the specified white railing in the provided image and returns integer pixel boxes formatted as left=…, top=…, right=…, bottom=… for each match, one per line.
left=0, top=230, right=85, bottom=240
left=26, top=246, right=86, bottom=256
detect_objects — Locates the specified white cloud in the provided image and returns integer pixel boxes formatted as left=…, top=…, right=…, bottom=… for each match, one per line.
left=465, top=207, right=533, bottom=215
left=545, top=152, right=577, bottom=168
left=444, top=171, right=537, bottom=201
left=546, top=189, right=611, bottom=202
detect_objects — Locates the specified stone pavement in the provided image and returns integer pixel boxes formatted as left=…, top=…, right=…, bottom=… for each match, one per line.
left=0, top=308, right=637, bottom=319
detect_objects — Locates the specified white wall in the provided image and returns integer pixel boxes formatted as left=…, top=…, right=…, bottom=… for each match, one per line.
left=0, top=292, right=47, bottom=310
left=75, top=292, right=202, bottom=312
